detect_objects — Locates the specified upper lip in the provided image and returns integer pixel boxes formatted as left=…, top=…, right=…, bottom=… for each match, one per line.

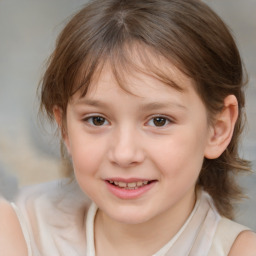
left=104, top=177, right=155, bottom=183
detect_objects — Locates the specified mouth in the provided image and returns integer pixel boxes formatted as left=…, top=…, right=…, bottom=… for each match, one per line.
left=105, top=179, right=157, bottom=199
left=106, top=179, right=156, bottom=190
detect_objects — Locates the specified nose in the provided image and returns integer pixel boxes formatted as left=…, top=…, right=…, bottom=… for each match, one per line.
left=108, top=127, right=145, bottom=168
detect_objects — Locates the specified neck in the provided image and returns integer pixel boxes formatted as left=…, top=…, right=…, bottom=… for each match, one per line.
left=94, top=189, right=196, bottom=256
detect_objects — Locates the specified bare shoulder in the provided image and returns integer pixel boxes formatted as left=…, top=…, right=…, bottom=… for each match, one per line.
left=228, top=230, right=256, bottom=256
left=0, top=197, right=27, bottom=256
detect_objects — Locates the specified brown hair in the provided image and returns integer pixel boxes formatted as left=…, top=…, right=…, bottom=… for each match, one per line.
left=40, top=0, right=250, bottom=219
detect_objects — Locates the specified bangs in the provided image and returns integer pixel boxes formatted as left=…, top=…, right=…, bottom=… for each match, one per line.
left=72, top=41, right=185, bottom=99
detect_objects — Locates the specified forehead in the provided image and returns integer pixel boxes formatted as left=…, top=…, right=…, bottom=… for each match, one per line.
left=71, top=58, right=207, bottom=122
left=70, top=46, right=208, bottom=120
left=88, top=63, right=190, bottom=97
left=76, top=44, right=195, bottom=101
left=70, top=63, right=202, bottom=118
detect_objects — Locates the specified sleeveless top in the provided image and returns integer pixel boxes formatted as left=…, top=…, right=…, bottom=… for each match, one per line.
left=12, top=179, right=249, bottom=256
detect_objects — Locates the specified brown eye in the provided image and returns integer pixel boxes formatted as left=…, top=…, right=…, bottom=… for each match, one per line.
left=153, top=117, right=167, bottom=127
left=92, top=116, right=106, bottom=126
left=85, top=116, right=109, bottom=126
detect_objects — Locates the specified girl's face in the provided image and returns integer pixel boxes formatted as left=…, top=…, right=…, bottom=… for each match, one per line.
left=63, top=59, right=213, bottom=225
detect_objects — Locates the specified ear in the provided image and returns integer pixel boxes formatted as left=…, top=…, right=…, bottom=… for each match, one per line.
left=204, top=95, right=238, bottom=159
left=53, top=106, right=71, bottom=154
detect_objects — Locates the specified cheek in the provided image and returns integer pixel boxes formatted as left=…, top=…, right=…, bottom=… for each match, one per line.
left=68, top=135, right=106, bottom=177
left=151, top=129, right=206, bottom=179
left=69, top=137, right=106, bottom=200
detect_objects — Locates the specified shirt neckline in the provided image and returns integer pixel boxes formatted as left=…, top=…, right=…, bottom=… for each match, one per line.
left=86, top=191, right=201, bottom=256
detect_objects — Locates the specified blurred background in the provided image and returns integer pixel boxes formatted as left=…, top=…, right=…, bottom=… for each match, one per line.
left=0, top=0, right=255, bottom=229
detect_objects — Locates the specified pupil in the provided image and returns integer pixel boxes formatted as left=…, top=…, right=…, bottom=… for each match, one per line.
left=153, top=117, right=166, bottom=126
left=93, top=117, right=105, bottom=126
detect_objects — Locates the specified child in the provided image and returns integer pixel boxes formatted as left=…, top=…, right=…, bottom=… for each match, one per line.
left=4, top=0, right=256, bottom=255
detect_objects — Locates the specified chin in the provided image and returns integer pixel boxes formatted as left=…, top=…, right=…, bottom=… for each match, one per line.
left=105, top=206, right=154, bottom=225
left=114, top=215, right=150, bottom=225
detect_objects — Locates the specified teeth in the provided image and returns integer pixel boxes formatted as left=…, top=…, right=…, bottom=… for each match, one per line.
left=118, top=182, right=127, bottom=188
left=127, top=182, right=136, bottom=188
left=136, top=181, right=143, bottom=187
left=109, top=180, right=150, bottom=189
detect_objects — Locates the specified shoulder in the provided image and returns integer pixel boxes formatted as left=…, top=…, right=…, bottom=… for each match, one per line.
left=0, top=197, right=27, bottom=256
left=208, top=217, right=252, bottom=256
left=228, top=230, right=256, bottom=256
left=15, top=178, right=92, bottom=221
left=14, top=179, right=91, bottom=254
left=16, top=178, right=91, bottom=209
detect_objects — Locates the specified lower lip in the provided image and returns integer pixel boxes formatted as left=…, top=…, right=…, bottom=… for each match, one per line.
left=105, top=181, right=156, bottom=199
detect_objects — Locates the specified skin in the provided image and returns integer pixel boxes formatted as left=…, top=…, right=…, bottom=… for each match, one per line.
left=229, top=231, right=256, bottom=256
left=0, top=197, right=27, bottom=256
left=54, top=56, right=256, bottom=255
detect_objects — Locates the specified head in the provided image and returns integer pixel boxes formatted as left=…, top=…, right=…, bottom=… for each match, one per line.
left=40, top=0, right=250, bottom=219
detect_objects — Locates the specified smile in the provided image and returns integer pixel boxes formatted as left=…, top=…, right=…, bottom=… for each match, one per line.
left=107, top=180, right=150, bottom=190
left=105, top=179, right=157, bottom=199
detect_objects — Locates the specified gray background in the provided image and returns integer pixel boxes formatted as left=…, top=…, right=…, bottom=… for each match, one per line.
left=0, top=0, right=255, bottom=229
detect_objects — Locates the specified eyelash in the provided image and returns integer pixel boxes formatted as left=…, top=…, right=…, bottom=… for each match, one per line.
left=82, top=115, right=174, bottom=128
left=146, top=115, right=173, bottom=127
left=83, top=115, right=110, bottom=127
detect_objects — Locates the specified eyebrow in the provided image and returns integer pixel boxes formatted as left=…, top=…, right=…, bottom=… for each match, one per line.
left=75, top=98, right=108, bottom=108
left=140, top=101, right=187, bottom=111
left=75, top=98, right=186, bottom=111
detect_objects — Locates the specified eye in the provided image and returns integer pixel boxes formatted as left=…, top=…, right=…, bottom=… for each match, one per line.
left=84, top=116, right=109, bottom=126
left=146, top=116, right=171, bottom=127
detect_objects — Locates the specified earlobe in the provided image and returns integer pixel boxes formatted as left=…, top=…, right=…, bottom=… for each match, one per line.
left=53, top=106, right=71, bottom=154
left=204, top=95, right=238, bottom=159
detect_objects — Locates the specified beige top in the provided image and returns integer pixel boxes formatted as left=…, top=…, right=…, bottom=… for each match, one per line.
left=13, top=179, right=249, bottom=256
